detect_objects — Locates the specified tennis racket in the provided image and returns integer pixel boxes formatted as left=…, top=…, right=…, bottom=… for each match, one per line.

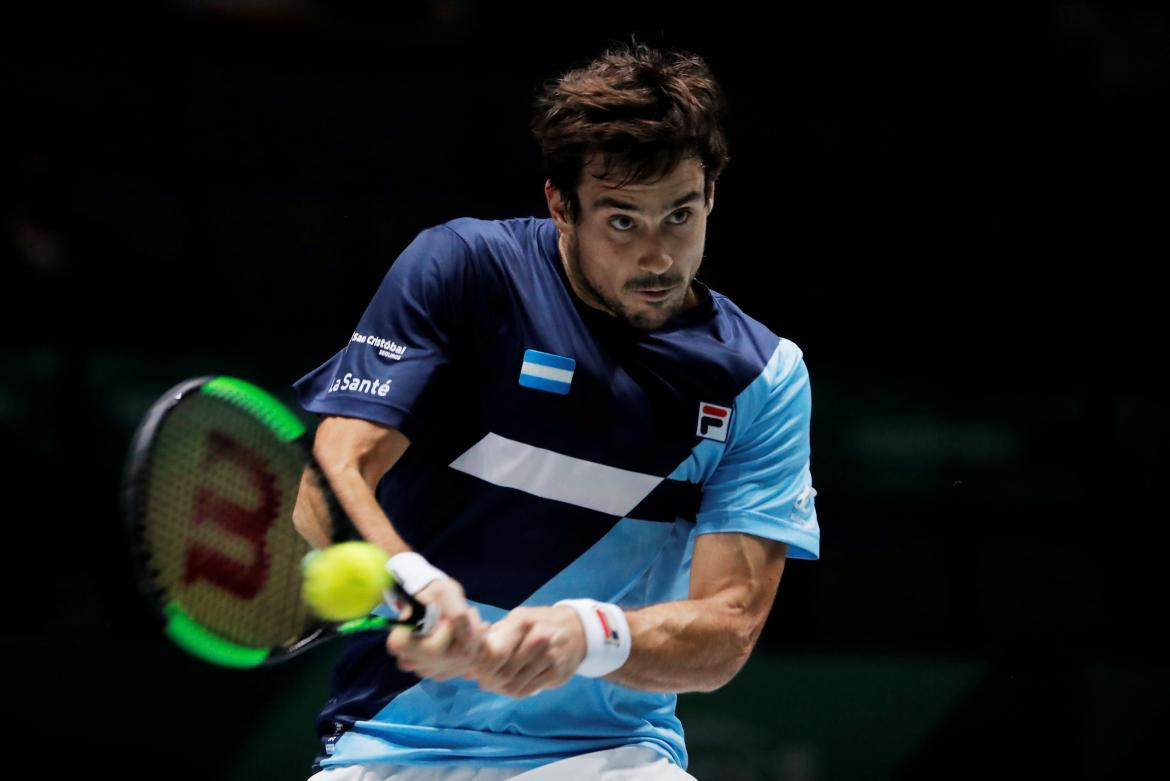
left=122, top=375, right=434, bottom=668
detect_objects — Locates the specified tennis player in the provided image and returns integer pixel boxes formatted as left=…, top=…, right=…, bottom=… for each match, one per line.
left=292, top=40, right=819, bottom=780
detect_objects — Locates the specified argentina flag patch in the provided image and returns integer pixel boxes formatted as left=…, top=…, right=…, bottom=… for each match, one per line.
left=518, top=349, right=575, bottom=395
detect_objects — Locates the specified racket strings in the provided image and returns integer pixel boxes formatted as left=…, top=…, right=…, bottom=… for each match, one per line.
left=140, top=393, right=316, bottom=648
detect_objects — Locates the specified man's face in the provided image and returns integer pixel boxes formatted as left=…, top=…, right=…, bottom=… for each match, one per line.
left=548, top=156, right=714, bottom=330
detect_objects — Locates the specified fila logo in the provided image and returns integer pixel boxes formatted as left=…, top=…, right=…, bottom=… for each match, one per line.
left=596, top=606, right=621, bottom=646
left=696, top=402, right=732, bottom=442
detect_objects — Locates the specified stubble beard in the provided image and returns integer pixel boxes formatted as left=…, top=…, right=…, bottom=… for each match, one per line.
left=563, top=231, right=691, bottom=331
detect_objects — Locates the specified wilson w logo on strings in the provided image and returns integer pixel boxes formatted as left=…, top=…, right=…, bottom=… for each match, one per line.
left=183, top=432, right=278, bottom=599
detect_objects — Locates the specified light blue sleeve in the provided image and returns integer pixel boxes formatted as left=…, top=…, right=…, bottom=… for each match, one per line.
left=695, top=339, right=820, bottom=560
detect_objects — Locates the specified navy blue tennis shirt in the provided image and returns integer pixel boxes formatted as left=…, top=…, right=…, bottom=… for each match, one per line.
left=293, top=215, right=819, bottom=770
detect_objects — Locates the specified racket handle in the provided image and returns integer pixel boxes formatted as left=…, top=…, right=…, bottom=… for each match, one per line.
left=305, top=452, right=363, bottom=542
left=385, top=587, right=442, bottom=635
left=415, top=602, right=443, bottom=635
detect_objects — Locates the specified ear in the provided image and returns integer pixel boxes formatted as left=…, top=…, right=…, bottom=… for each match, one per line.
left=545, top=180, right=573, bottom=231
left=705, top=180, right=716, bottom=216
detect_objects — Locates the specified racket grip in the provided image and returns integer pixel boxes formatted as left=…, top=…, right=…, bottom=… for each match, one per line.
left=385, top=587, right=442, bottom=635
left=304, top=453, right=363, bottom=542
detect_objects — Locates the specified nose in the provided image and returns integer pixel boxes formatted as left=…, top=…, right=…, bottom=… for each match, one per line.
left=637, top=234, right=674, bottom=276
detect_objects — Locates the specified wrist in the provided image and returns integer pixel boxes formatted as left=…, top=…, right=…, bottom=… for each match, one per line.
left=386, top=552, right=448, bottom=597
left=555, top=599, right=631, bottom=678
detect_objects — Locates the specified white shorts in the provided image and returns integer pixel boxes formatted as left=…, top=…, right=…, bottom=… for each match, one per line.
left=307, top=745, right=697, bottom=781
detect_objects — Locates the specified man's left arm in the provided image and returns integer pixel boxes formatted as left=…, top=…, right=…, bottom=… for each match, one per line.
left=606, top=532, right=786, bottom=692
left=475, top=342, right=814, bottom=697
left=472, top=532, right=786, bottom=697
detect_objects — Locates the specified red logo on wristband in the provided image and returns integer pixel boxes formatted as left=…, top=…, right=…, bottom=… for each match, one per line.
left=596, top=607, right=620, bottom=645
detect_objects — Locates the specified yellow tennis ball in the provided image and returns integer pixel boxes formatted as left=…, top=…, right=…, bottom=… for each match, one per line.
left=301, top=542, right=392, bottom=621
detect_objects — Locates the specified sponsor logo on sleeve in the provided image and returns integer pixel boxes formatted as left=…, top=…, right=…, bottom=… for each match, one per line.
left=328, top=372, right=392, bottom=398
left=350, top=331, right=408, bottom=361
left=792, top=485, right=817, bottom=522
left=696, top=402, right=732, bottom=442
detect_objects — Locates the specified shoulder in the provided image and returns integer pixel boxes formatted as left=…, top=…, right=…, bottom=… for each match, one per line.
left=693, top=286, right=806, bottom=390
left=382, top=216, right=553, bottom=316
left=436, top=216, right=550, bottom=260
left=396, top=216, right=550, bottom=285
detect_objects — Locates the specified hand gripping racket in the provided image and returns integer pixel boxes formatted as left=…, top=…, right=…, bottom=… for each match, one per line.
left=122, top=375, right=435, bottom=668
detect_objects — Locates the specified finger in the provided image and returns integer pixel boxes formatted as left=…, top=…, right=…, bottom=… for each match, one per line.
left=450, top=606, right=483, bottom=644
left=445, top=609, right=473, bottom=649
left=449, top=608, right=488, bottom=661
left=476, top=617, right=533, bottom=678
left=481, top=640, right=550, bottom=694
left=387, top=619, right=452, bottom=664
left=502, top=659, right=555, bottom=699
left=494, top=625, right=551, bottom=681
left=419, top=579, right=466, bottom=614
left=386, top=625, right=415, bottom=658
left=394, top=621, right=455, bottom=677
left=529, top=657, right=577, bottom=694
left=416, top=617, right=455, bottom=657
left=410, top=580, right=472, bottom=638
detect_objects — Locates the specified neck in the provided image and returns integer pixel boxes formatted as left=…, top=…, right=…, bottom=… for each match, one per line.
left=557, top=231, right=609, bottom=314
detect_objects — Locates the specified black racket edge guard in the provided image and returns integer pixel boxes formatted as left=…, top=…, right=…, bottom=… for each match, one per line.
left=119, top=375, right=216, bottom=631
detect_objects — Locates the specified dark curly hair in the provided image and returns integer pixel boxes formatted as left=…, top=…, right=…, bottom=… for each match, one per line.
left=531, top=40, right=730, bottom=223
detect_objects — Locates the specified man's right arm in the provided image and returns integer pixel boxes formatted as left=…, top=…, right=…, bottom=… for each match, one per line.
left=291, top=414, right=487, bottom=679
left=293, top=414, right=412, bottom=553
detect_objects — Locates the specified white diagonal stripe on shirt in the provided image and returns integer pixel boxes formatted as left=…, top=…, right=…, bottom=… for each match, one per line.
left=449, top=433, right=662, bottom=516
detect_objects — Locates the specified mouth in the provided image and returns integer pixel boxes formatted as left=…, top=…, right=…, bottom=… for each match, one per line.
left=632, top=286, right=676, bottom=303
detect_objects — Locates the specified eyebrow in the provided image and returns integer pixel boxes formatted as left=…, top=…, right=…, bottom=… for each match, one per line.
left=591, top=190, right=704, bottom=214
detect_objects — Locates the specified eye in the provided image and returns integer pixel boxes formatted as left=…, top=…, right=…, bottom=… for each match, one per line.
left=608, top=214, right=636, bottom=231
left=668, top=209, right=692, bottom=225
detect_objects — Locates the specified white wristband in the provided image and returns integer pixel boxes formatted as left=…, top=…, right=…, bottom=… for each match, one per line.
left=555, top=599, right=631, bottom=678
left=386, top=552, right=447, bottom=596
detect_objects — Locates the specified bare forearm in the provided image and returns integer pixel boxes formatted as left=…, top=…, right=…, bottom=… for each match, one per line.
left=604, top=535, right=787, bottom=693
left=309, top=417, right=412, bottom=555
left=604, top=597, right=758, bottom=693
left=320, top=461, right=411, bottom=555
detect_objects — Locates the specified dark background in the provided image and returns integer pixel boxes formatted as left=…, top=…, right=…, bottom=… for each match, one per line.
left=3, top=1, right=1167, bottom=778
